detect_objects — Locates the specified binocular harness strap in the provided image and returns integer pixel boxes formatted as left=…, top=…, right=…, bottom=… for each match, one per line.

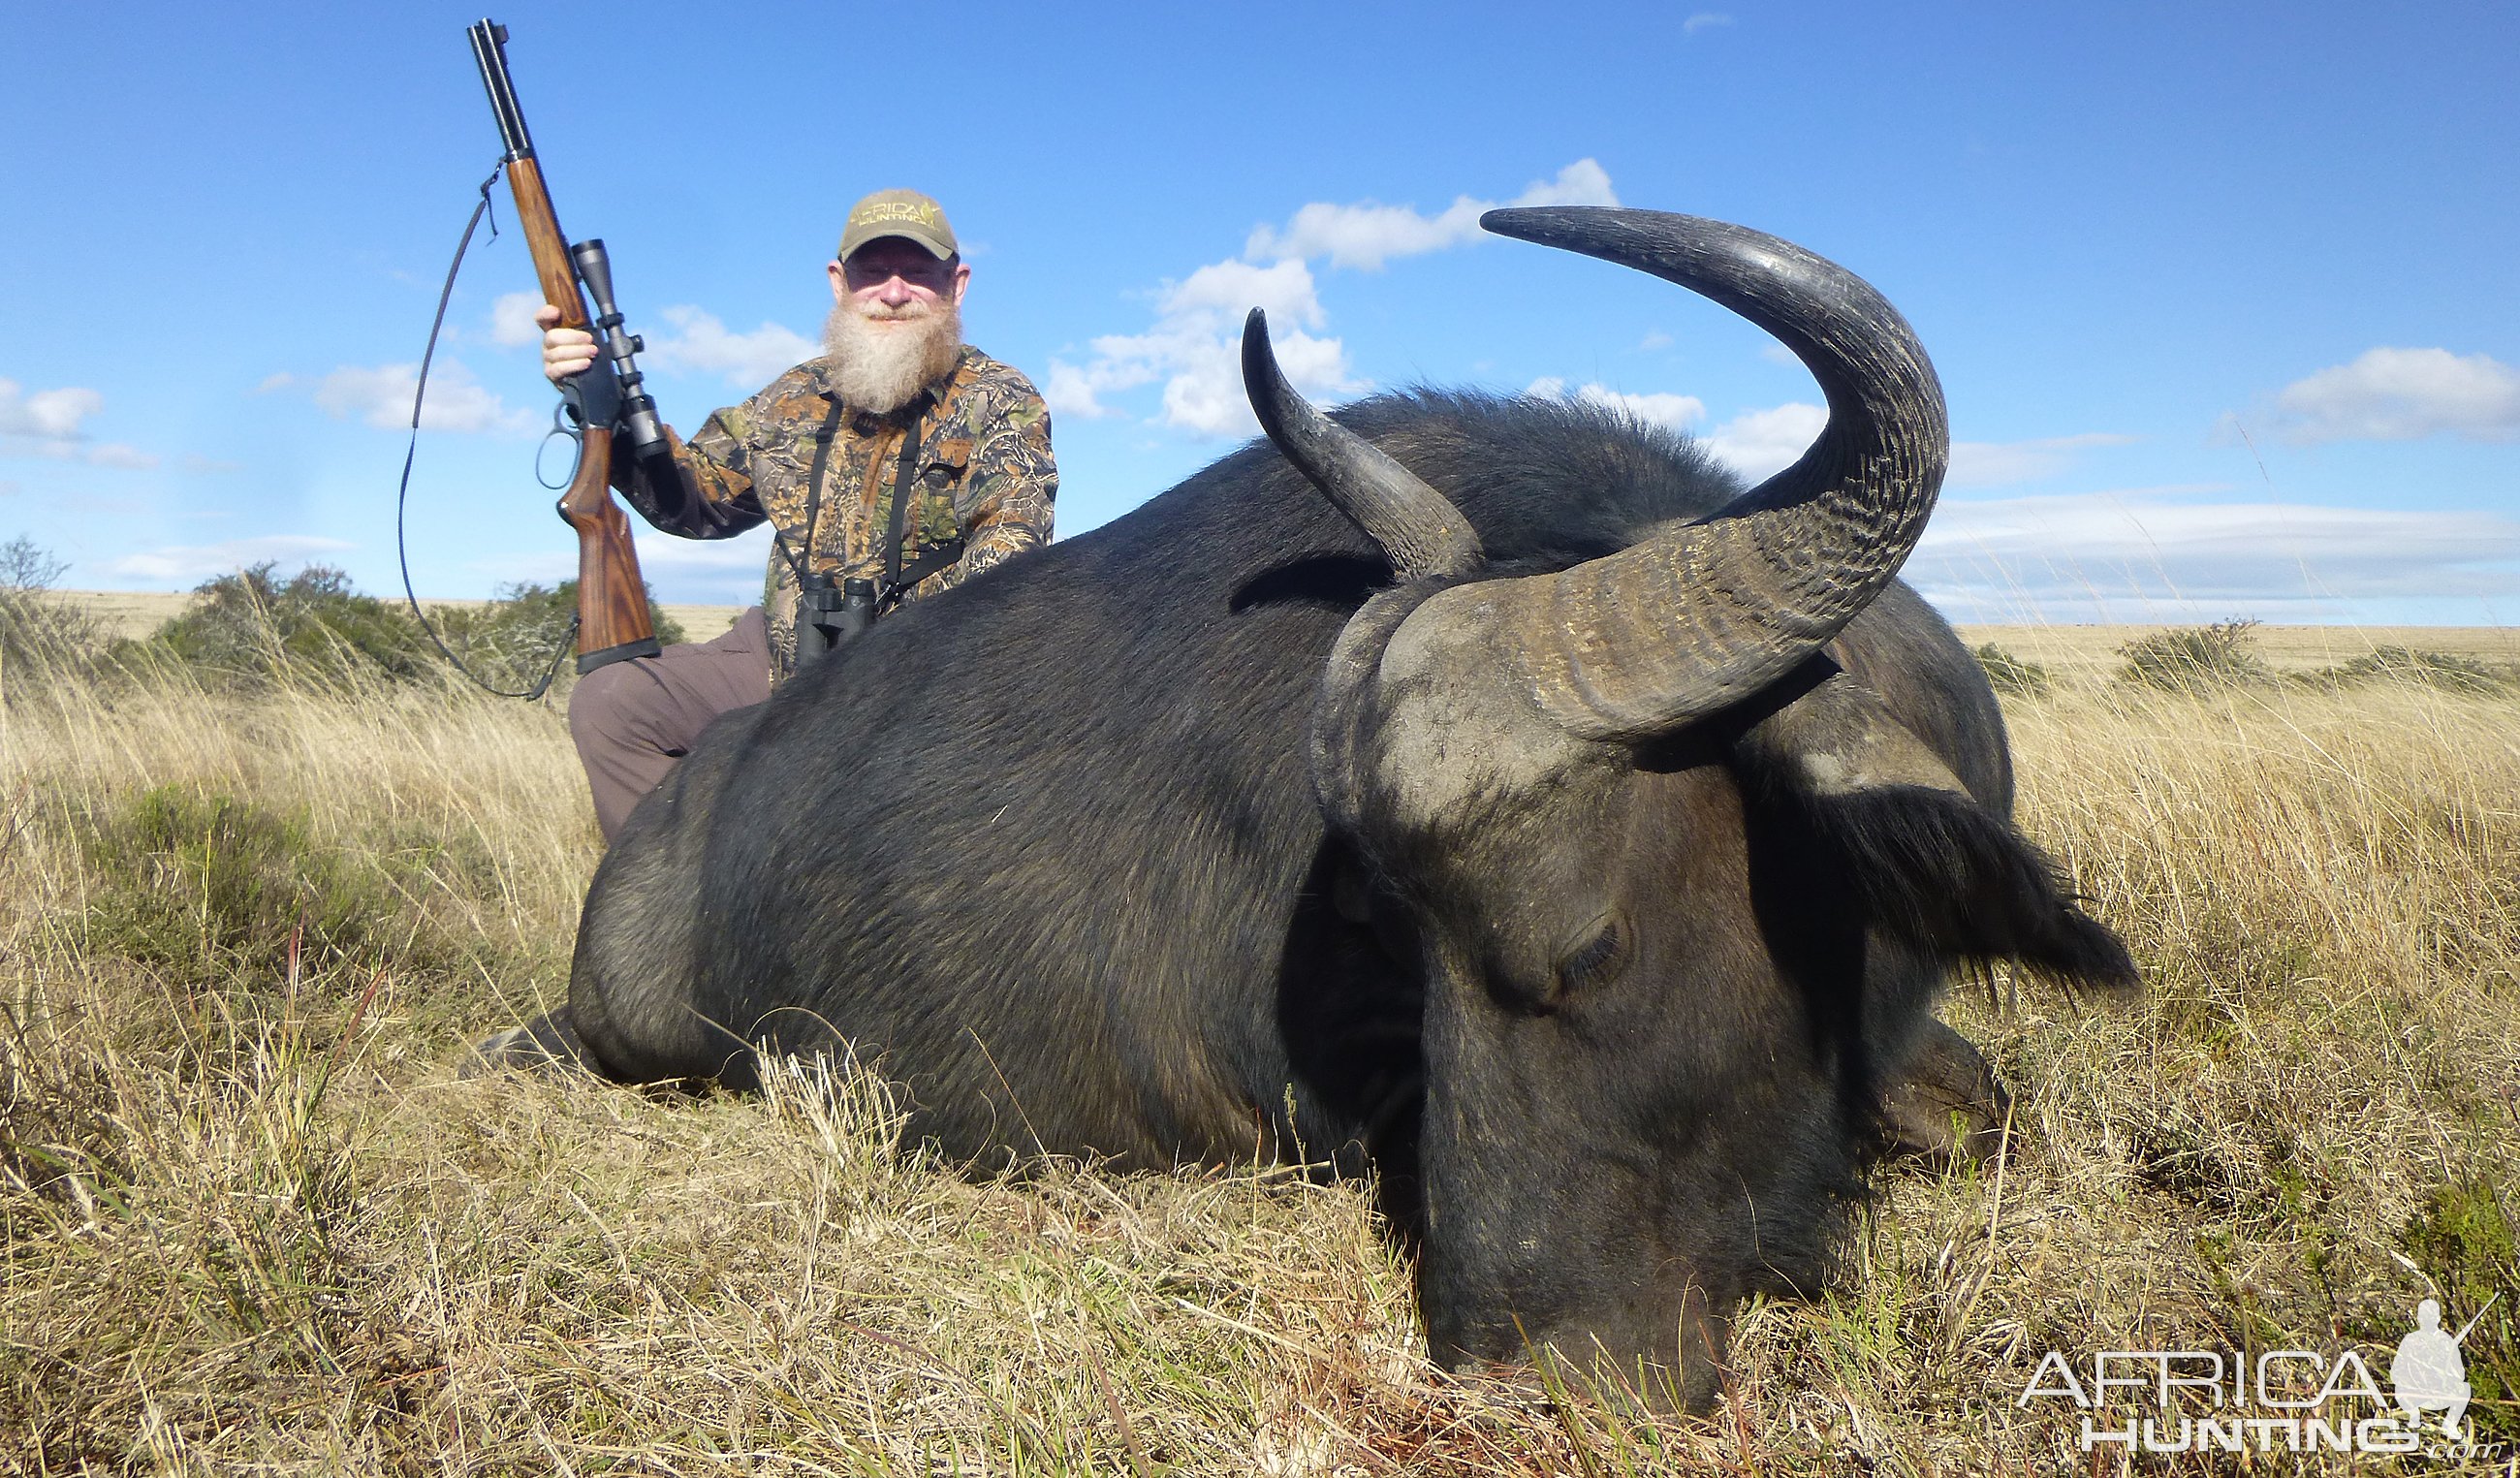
left=796, top=393, right=965, bottom=636
left=797, top=399, right=849, bottom=576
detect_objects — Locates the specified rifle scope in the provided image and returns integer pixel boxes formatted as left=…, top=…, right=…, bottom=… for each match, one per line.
left=572, top=239, right=670, bottom=460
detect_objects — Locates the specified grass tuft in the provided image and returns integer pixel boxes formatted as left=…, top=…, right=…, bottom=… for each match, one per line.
left=2314, top=644, right=2514, bottom=695
left=77, top=784, right=399, bottom=989
left=2118, top=616, right=2275, bottom=691
left=1972, top=641, right=2051, bottom=697
left=0, top=535, right=110, bottom=683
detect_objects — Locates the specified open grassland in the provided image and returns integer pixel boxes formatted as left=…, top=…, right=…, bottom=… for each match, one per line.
left=3, top=645, right=2517, bottom=1473
left=44, top=590, right=2520, bottom=678
left=1957, top=623, right=2520, bottom=685
left=42, top=590, right=745, bottom=647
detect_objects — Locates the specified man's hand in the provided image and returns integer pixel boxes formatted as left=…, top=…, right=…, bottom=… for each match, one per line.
left=535, top=303, right=599, bottom=386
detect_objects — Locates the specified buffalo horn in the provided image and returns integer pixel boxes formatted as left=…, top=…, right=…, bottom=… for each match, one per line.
left=1477, top=208, right=1949, bottom=741
left=1242, top=309, right=1485, bottom=581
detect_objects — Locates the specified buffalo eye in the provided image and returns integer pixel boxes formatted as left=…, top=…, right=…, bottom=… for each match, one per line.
left=1552, top=913, right=1631, bottom=1000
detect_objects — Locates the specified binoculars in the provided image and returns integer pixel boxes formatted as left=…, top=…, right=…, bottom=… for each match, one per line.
left=796, top=573, right=879, bottom=663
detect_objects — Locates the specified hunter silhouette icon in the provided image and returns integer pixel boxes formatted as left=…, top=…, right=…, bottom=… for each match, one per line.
left=2390, top=1299, right=2473, bottom=1440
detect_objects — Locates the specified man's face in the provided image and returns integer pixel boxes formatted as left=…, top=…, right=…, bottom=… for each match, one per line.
left=829, top=238, right=970, bottom=323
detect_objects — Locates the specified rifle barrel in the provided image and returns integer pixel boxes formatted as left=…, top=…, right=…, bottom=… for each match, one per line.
left=466, top=19, right=534, bottom=162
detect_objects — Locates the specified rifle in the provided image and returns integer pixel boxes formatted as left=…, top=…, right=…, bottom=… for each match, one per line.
left=465, top=18, right=664, bottom=673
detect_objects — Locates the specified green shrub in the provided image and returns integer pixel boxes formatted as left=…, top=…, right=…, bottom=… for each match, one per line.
left=2314, top=645, right=2511, bottom=696
left=428, top=579, right=686, bottom=695
left=124, top=563, right=434, bottom=691
left=67, top=784, right=553, bottom=1042
left=79, top=786, right=403, bottom=990
left=0, top=535, right=105, bottom=679
left=114, top=566, right=687, bottom=696
left=1973, top=642, right=2051, bottom=697
left=2118, top=618, right=2273, bottom=692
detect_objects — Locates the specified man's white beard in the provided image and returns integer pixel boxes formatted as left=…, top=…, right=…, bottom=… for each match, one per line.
left=822, top=298, right=963, bottom=414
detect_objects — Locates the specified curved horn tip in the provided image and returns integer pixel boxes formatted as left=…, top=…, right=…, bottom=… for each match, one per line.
left=1240, top=307, right=1276, bottom=388
left=1241, top=309, right=1297, bottom=444
left=1479, top=204, right=1546, bottom=236
left=1479, top=205, right=1545, bottom=242
left=1481, top=203, right=1639, bottom=244
left=1238, top=299, right=1485, bottom=582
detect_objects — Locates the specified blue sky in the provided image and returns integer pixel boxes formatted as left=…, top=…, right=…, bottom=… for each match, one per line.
left=4, top=1, right=2514, bottom=624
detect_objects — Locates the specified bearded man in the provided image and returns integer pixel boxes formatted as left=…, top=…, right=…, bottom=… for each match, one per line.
left=535, top=189, right=1057, bottom=839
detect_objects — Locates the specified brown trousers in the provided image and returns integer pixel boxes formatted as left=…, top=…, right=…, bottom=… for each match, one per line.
left=569, top=606, right=772, bottom=840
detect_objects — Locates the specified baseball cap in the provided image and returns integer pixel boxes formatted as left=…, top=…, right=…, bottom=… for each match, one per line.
left=837, top=189, right=959, bottom=262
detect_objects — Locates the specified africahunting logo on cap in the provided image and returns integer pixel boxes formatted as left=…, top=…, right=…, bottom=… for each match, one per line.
left=838, top=189, right=957, bottom=262
left=2015, top=1293, right=2504, bottom=1459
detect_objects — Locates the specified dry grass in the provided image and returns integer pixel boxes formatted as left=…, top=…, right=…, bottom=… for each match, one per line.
left=39, top=591, right=743, bottom=646
left=45, top=592, right=2520, bottom=676
left=4, top=643, right=2517, bottom=1474
left=1958, top=622, right=2520, bottom=684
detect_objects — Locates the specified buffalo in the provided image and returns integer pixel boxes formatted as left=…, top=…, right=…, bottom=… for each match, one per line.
left=485, top=207, right=2138, bottom=1403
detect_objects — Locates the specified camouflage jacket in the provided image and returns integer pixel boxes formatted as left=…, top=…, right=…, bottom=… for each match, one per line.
left=614, top=345, right=1056, bottom=676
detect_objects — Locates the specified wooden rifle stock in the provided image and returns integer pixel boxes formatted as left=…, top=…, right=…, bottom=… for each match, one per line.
left=470, top=22, right=658, bottom=672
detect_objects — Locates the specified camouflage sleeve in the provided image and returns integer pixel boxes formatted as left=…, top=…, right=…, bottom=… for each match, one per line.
left=611, top=402, right=767, bottom=541
left=937, top=386, right=1056, bottom=590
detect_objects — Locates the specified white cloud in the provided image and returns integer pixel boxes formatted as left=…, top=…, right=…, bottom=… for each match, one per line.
left=633, top=527, right=775, bottom=574
left=1705, top=401, right=1828, bottom=481
left=1683, top=13, right=1734, bottom=35
left=1601, top=390, right=1708, bottom=430
left=1908, top=488, right=2520, bottom=621
left=1638, top=330, right=1674, bottom=351
left=1918, top=488, right=2517, bottom=568
left=1526, top=377, right=1706, bottom=431
left=0, top=378, right=157, bottom=467
left=642, top=305, right=818, bottom=389
left=2269, top=347, right=2520, bottom=444
left=1946, top=431, right=2136, bottom=487
left=467, top=524, right=781, bottom=604
left=304, top=361, right=534, bottom=435
left=1244, top=160, right=1620, bottom=271
left=1054, top=163, right=1621, bottom=439
left=1662, top=397, right=2136, bottom=490
left=1042, top=360, right=1135, bottom=421
left=630, top=525, right=778, bottom=605
left=1155, top=343, right=1255, bottom=435
left=488, top=291, right=546, bottom=348
left=179, top=453, right=245, bottom=474
left=107, top=535, right=355, bottom=583
left=1049, top=258, right=1355, bottom=436
left=0, top=479, right=20, bottom=498
left=0, top=438, right=161, bottom=469
left=0, top=379, right=102, bottom=438
left=1164, top=259, right=1325, bottom=327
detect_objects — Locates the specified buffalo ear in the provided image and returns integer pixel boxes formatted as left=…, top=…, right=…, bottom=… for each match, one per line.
left=1783, top=780, right=2140, bottom=997
left=1731, top=668, right=2140, bottom=999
